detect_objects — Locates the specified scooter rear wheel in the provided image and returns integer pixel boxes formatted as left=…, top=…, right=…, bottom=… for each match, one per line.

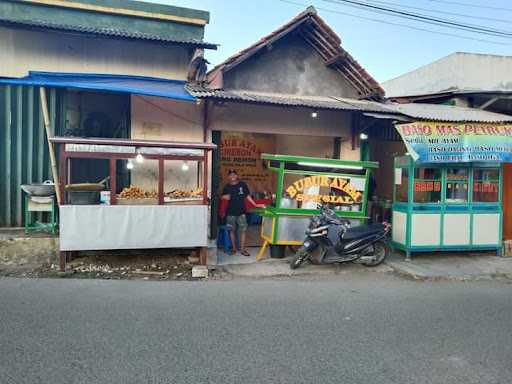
left=362, top=240, right=389, bottom=267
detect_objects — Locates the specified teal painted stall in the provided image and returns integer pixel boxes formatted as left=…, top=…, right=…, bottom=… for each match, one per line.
left=392, top=156, right=502, bottom=258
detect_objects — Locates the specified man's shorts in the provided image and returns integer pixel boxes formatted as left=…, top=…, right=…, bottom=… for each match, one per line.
left=226, top=214, right=248, bottom=231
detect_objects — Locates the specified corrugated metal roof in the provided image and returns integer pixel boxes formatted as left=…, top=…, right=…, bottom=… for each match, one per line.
left=382, top=53, right=512, bottom=98
left=386, top=103, right=512, bottom=123
left=187, top=87, right=389, bottom=112
left=188, top=85, right=512, bottom=122
left=0, top=18, right=218, bottom=49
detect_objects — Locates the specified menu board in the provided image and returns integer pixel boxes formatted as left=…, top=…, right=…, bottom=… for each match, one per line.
left=219, top=132, right=276, bottom=194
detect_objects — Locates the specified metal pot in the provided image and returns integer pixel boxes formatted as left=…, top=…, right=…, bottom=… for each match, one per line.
left=21, top=181, right=55, bottom=197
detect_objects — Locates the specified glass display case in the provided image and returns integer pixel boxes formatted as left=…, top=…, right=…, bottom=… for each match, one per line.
left=392, top=156, right=502, bottom=258
left=50, top=137, right=216, bottom=271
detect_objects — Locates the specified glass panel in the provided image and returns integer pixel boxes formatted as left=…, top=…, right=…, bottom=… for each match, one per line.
left=415, top=168, right=441, bottom=180
left=473, top=168, right=499, bottom=202
left=446, top=182, right=468, bottom=203
left=446, top=168, right=468, bottom=181
left=473, top=168, right=499, bottom=182
left=395, top=168, right=409, bottom=203
left=282, top=173, right=366, bottom=211
left=119, top=159, right=159, bottom=203
left=413, top=168, right=441, bottom=203
left=446, top=168, right=468, bottom=203
left=164, top=160, right=203, bottom=204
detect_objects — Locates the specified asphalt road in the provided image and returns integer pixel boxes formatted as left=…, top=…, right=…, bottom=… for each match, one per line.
left=1, top=275, right=511, bottom=384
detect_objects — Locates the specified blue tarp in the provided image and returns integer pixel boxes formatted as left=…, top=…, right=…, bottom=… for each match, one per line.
left=0, top=72, right=195, bottom=101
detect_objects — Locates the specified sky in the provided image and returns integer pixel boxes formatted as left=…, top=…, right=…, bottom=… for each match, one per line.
left=148, top=0, right=512, bottom=83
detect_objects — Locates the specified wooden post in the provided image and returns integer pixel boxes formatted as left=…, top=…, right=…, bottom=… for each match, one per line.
left=59, top=150, right=66, bottom=205
left=59, top=251, right=66, bottom=272
left=199, top=247, right=208, bottom=265
left=158, top=158, right=164, bottom=205
left=39, top=87, right=61, bottom=205
left=203, top=151, right=208, bottom=205
left=503, top=164, right=512, bottom=241
left=110, top=159, right=117, bottom=205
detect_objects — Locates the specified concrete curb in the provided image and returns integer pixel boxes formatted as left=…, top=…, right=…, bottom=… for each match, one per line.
left=216, top=258, right=394, bottom=279
left=384, top=258, right=512, bottom=282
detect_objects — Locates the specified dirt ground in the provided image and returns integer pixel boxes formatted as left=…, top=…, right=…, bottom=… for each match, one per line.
left=0, top=248, right=222, bottom=280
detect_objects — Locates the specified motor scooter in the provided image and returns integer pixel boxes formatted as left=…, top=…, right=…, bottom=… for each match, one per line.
left=290, top=206, right=391, bottom=269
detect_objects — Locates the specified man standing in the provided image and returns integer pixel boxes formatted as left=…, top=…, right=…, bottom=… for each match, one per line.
left=222, top=169, right=265, bottom=256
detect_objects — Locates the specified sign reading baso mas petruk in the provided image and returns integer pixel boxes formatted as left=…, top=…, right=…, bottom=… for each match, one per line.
left=286, top=175, right=362, bottom=205
left=396, top=121, right=512, bottom=163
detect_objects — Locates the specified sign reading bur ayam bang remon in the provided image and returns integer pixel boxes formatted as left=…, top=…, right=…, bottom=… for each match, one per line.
left=396, top=122, right=512, bottom=163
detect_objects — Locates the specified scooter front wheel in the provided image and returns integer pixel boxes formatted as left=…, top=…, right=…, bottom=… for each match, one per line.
left=290, top=247, right=309, bottom=270
left=362, top=240, right=389, bottom=267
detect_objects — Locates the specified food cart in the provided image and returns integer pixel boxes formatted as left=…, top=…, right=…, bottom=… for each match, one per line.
left=50, top=137, right=216, bottom=271
left=256, top=154, right=378, bottom=260
left=392, top=156, right=502, bottom=258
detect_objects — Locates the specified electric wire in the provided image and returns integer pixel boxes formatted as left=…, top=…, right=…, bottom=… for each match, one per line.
left=425, top=0, right=512, bottom=12
left=365, top=0, right=511, bottom=24
left=322, top=0, right=512, bottom=37
left=278, top=0, right=511, bottom=46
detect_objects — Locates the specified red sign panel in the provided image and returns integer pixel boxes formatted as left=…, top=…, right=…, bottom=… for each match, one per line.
left=414, top=181, right=441, bottom=192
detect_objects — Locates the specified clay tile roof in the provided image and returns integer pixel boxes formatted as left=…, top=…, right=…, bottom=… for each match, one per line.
left=207, top=6, right=384, bottom=99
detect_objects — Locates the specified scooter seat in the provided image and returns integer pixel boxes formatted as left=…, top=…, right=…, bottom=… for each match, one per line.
left=343, top=224, right=384, bottom=240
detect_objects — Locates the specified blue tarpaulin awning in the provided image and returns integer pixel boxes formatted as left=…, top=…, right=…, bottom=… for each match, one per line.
left=0, top=72, right=195, bottom=101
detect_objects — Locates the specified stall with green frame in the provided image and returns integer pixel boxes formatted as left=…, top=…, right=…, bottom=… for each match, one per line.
left=255, top=154, right=379, bottom=260
left=392, top=156, right=503, bottom=259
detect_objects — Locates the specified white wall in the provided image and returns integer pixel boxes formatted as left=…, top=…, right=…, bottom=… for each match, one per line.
left=383, top=52, right=512, bottom=98
left=0, top=27, right=191, bottom=79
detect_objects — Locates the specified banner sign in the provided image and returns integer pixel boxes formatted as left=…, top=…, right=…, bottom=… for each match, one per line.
left=220, top=132, right=275, bottom=194
left=396, top=122, right=512, bottom=163
left=286, top=176, right=363, bottom=205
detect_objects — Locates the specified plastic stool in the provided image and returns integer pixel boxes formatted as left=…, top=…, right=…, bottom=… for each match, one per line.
left=217, top=225, right=231, bottom=253
left=249, top=214, right=262, bottom=225
left=217, top=225, right=240, bottom=253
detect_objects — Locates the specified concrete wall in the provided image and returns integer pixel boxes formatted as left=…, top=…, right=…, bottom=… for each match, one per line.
left=130, top=95, right=204, bottom=192
left=223, top=34, right=359, bottom=98
left=0, top=27, right=192, bottom=79
left=275, top=135, right=334, bottom=158
left=383, top=52, right=512, bottom=98
left=209, top=101, right=359, bottom=160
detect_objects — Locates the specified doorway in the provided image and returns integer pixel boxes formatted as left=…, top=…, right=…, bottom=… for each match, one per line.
left=212, top=130, right=341, bottom=263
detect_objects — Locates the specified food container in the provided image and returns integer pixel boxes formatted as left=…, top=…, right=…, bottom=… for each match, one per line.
left=164, top=197, right=202, bottom=205
left=100, top=191, right=111, bottom=205
left=116, top=197, right=158, bottom=205
left=68, top=190, right=100, bottom=205
left=66, top=183, right=105, bottom=191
